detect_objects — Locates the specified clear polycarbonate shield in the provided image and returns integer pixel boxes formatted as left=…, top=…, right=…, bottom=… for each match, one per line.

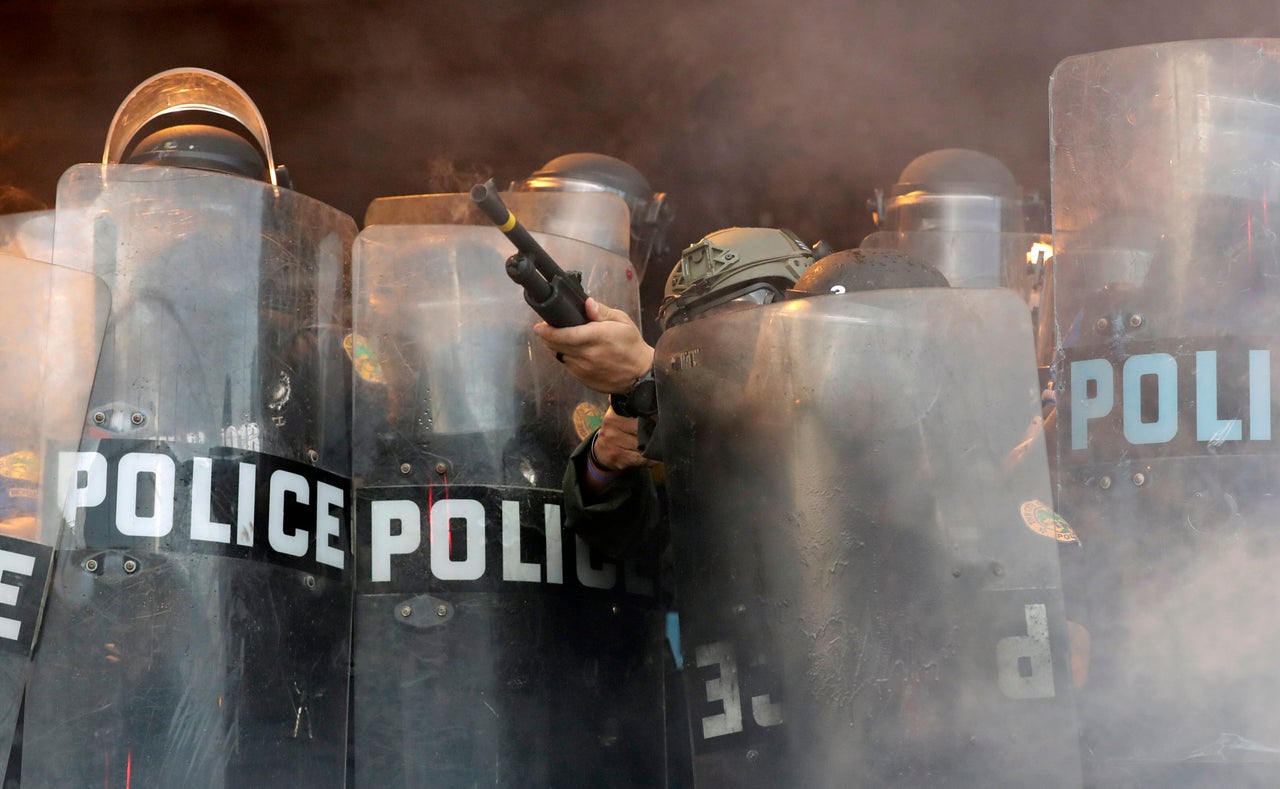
left=351, top=217, right=666, bottom=785
left=365, top=190, right=632, bottom=264
left=1049, top=39, right=1280, bottom=787
left=0, top=252, right=107, bottom=768
left=24, top=163, right=355, bottom=787
left=653, top=288, right=1081, bottom=788
left=0, top=210, right=54, bottom=262
left=861, top=229, right=1052, bottom=307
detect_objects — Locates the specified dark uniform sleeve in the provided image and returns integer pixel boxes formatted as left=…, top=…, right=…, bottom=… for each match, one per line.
left=561, top=429, right=660, bottom=561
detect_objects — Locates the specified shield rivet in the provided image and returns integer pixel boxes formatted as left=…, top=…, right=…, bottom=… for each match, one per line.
left=122, top=559, right=138, bottom=574
left=84, top=558, right=99, bottom=572
left=399, top=605, right=412, bottom=618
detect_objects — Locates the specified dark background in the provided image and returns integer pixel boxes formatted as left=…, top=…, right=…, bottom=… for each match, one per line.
left=2, top=0, right=1280, bottom=295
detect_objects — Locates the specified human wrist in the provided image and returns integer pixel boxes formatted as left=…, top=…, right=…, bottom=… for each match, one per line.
left=632, top=346, right=656, bottom=381
left=587, top=433, right=623, bottom=477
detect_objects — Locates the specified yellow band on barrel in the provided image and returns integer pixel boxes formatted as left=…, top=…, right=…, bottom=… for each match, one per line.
left=500, top=212, right=517, bottom=233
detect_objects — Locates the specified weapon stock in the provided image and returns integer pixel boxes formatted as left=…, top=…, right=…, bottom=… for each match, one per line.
left=470, top=179, right=589, bottom=327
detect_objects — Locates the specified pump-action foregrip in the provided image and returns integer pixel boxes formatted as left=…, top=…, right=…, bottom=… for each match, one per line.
left=470, top=179, right=589, bottom=327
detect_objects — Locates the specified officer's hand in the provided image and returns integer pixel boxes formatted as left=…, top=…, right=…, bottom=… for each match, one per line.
left=591, top=409, right=656, bottom=472
left=534, top=297, right=654, bottom=394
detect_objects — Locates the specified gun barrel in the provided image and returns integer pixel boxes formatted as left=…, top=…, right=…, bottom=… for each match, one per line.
left=469, top=180, right=514, bottom=229
left=470, top=179, right=562, bottom=282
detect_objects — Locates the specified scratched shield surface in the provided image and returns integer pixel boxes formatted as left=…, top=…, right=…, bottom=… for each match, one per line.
left=22, top=162, right=356, bottom=788
left=653, top=288, right=1081, bottom=788
left=1050, top=39, right=1280, bottom=788
left=350, top=200, right=667, bottom=786
left=0, top=252, right=107, bottom=774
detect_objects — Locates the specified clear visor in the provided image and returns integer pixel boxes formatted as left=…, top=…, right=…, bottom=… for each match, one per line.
left=102, top=67, right=276, bottom=186
left=520, top=176, right=619, bottom=198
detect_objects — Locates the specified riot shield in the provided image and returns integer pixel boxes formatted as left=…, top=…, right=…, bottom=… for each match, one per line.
left=861, top=229, right=1051, bottom=309
left=0, top=252, right=107, bottom=769
left=365, top=190, right=632, bottom=265
left=653, top=288, right=1081, bottom=787
left=0, top=210, right=55, bottom=262
left=351, top=216, right=667, bottom=785
left=23, top=162, right=355, bottom=787
left=1050, top=39, right=1280, bottom=787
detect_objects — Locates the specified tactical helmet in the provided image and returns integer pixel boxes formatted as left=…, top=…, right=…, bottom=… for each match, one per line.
left=516, top=153, right=673, bottom=279
left=658, top=227, right=815, bottom=331
left=104, top=68, right=281, bottom=185
left=790, top=248, right=949, bottom=297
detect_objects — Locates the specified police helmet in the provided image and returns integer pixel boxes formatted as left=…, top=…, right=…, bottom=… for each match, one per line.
left=120, top=111, right=271, bottom=182
left=874, top=148, right=1023, bottom=234
left=105, top=68, right=282, bottom=185
left=658, top=227, right=815, bottom=331
left=517, top=152, right=673, bottom=279
left=790, top=248, right=949, bottom=297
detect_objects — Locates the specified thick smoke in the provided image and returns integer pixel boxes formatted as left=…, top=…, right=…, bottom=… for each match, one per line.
left=6, top=4, right=1280, bottom=787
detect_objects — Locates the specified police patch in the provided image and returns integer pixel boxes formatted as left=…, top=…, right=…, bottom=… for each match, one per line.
left=344, top=332, right=386, bottom=384
left=1020, top=499, right=1079, bottom=543
left=572, top=401, right=605, bottom=440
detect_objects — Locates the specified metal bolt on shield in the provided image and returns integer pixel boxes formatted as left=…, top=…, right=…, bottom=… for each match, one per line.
left=84, top=558, right=98, bottom=572
left=435, top=605, right=448, bottom=617
left=122, top=559, right=137, bottom=574
left=399, top=605, right=412, bottom=618
left=399, top=463, right=411, bottom=475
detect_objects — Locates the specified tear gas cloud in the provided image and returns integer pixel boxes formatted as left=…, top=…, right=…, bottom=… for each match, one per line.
left=5, top=3, right=1280, bottom=786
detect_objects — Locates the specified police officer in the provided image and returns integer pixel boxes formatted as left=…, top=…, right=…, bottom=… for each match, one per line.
left=535, top=226, right=817, bottom=556
left=23, top=68, right=356, bottom=788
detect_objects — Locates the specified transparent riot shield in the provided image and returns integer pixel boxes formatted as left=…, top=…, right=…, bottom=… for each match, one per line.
left=1050, top=39, right=1280, bottom=787
left=0, top=210, right=55, bottom=262
left=365, top=190, right=632, bottom=265
left=861, top=229, right=1052, bottom=310
left=24, top=163, right=355, bottom=787
left=653, top=288, right=1082, bottom=787
left=0, top=252, right=107, bottom=769
left=351, top=215, right=667, bottom=785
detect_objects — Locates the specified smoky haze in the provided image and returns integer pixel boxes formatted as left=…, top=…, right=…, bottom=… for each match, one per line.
left=8, top=3, right=1280, bottom=786
left=3, top=0, right=1280, bottom=275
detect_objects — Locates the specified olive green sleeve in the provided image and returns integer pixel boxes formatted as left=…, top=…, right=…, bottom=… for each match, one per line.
left=561, top=431, right=659, bottom=561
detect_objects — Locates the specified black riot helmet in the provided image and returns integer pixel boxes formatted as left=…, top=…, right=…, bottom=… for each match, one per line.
left=104, top=67, right=285, bottom=186
left=658, top=227, right=816, bottom=332
left=516, top=153, right=673, bottom=279
left=790, top=248, right=949, bottom=297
